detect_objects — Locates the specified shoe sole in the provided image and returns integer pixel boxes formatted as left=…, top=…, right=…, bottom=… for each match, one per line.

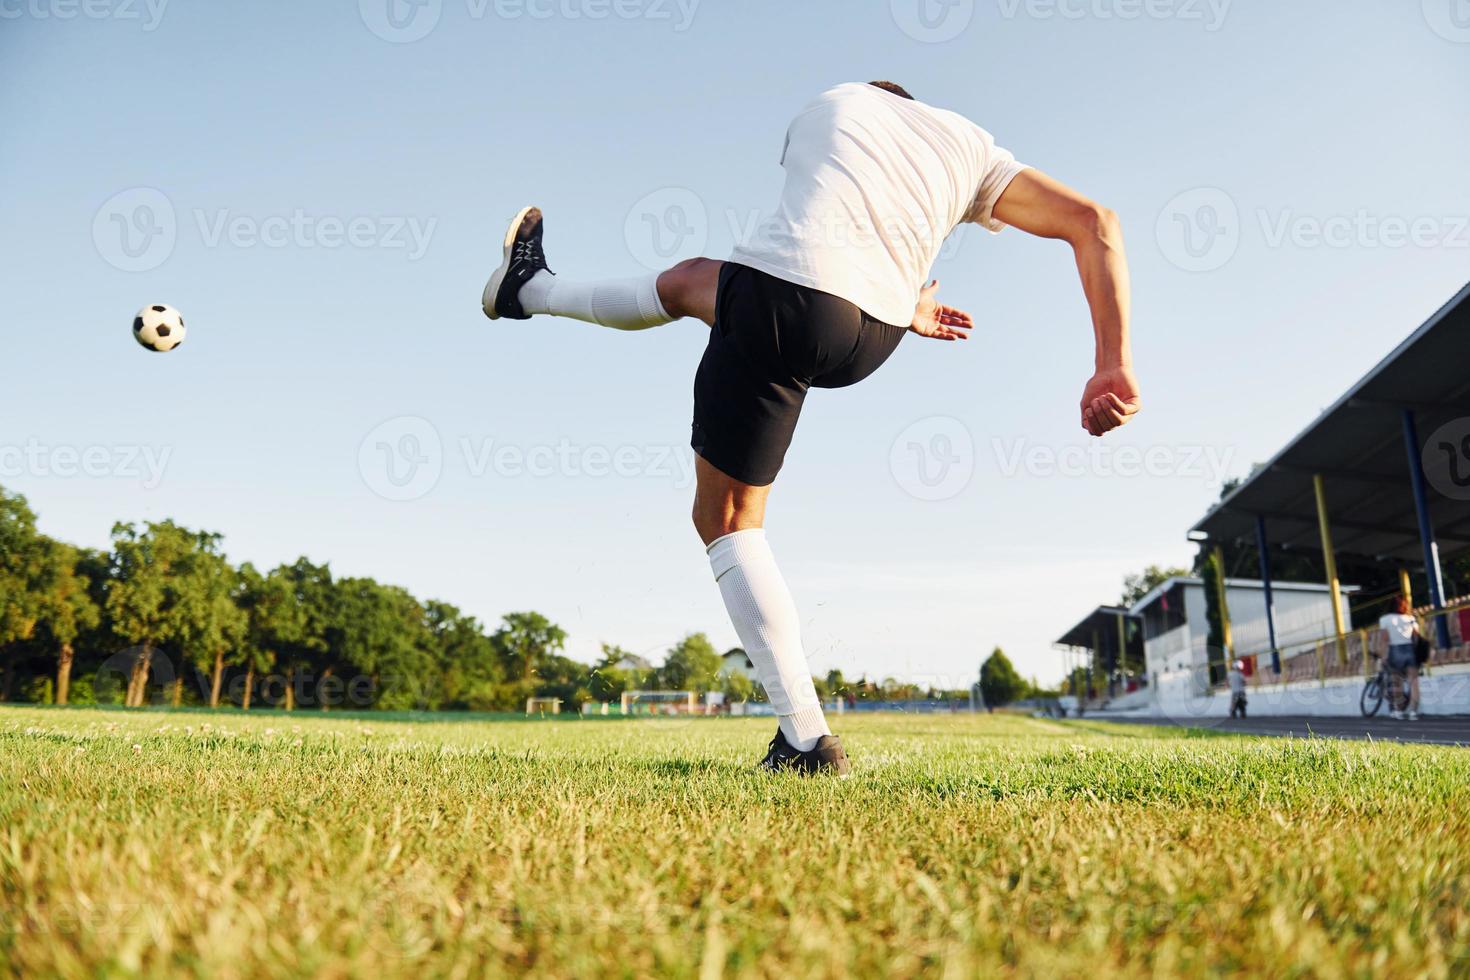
left=756, top=758, right=852, bottom=777
left=756, top=767, right=852, bottom=778
left=481, top=204, right=534, bottom=320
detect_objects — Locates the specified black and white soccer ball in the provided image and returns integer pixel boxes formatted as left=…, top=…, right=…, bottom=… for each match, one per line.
left=133, top=303, right=186, bottom=352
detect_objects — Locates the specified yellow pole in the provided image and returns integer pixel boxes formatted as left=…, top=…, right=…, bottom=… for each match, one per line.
left=1313, top=474, right=1349, bottom=667
left=1212, top=546, right=1234, bottom=682
left=1399, top=566, right=1421, bottom=675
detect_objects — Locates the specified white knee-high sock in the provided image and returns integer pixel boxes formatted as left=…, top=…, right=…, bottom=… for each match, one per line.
left=517, top=270, right=673, bottom=330
left=707, top=529, right=831, bottom=751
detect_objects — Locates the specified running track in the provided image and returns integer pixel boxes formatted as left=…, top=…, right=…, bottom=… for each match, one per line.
left=1107, top=714, right=1470, bottom=747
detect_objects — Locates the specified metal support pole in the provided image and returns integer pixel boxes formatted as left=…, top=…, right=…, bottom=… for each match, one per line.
left=1116, top=612, right=1128, bottom=690
left=1401, top=409, right=1452, bottom=649
left=1313, top=474, right=1349, bottom=666
left=1090, top=628, right=1100, bottom=702
left=1081, top=631, right=1093, bottom=708
left=1255, top=515, right=1281, bottom=674
left=1212, top=546, right=1234, bottom=684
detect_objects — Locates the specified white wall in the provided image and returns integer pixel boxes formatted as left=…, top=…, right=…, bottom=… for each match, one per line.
left=1144, top=580, right=1354, bottom=707
left=1145, top=624, right=1190, bottom=681
left=1145, top=662, right=1470, bottom=719
left=1145, top=583, right=1212, bottom=700
left=1225, top=582, right=1350, bottom=664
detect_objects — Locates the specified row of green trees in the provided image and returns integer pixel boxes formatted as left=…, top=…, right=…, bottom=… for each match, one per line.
left=0, top=486, right=747, bottom=711
left=1, top=485, right=985, bottom=713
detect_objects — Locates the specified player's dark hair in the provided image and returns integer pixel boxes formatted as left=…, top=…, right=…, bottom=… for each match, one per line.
left=868, top=80, right=914, bottom=100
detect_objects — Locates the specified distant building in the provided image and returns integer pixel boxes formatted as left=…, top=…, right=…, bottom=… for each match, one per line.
left=719, top=648, right=757, bottom=681
left=1053, top=604, right=1146, bottom=703
left=612, top=652, right=653, bottom=673
left=1133, top=576, right=1355, bottom=698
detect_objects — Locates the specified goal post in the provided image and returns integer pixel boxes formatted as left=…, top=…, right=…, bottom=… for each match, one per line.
left=525, top=696, right=562, bottom=716
left=619, top=690, right=698, bottom=715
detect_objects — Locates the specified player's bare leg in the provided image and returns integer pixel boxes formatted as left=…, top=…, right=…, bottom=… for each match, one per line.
left=655, top=257, right=722, bottom=326
left=693, top=456, right=849, bottom=775
left=691, top=454, right=768, bottom=546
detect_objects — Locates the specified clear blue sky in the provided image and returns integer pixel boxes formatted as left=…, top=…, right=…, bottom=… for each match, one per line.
left=3, top=0, right=1467, bottom=686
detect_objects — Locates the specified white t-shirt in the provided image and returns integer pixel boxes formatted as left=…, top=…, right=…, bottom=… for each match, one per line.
left=730, top=82, right=1029, bottom=327
left=1379, top=612, right=1416, bottom=645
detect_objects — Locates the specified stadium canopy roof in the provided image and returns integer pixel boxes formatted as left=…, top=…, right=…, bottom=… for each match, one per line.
left=1128, top=575, right=1350, bottom=611
left=1055, top=605, right=1134, bottom=649
left=1190, top=280, right=1470, bottom=565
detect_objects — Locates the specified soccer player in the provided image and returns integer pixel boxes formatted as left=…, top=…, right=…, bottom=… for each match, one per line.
left=483, top=81, right=1139, bottom=774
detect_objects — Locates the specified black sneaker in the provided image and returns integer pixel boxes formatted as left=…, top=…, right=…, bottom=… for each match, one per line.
left=482, top=205, right=551, bottom=320
left=758, top=728, right=851, bottom=776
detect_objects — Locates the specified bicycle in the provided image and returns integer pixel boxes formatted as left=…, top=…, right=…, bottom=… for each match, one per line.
left=1360, top=651, right=1405, bottom=718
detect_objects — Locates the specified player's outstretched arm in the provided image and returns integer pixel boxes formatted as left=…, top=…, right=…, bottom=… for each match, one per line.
left=992, top=169, right=1139, bottom=437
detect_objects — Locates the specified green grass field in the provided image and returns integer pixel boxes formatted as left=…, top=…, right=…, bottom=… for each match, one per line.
left=3, top=706, right=1468, bottom=978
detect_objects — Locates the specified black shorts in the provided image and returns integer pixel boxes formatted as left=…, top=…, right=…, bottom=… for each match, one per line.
left=691, top=263, right=906, bottom=486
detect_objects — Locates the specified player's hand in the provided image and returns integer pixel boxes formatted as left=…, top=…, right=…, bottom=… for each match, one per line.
left=1079, top=364, right=1141, bottom=436
left=909, top=280, right=973, bottom=341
